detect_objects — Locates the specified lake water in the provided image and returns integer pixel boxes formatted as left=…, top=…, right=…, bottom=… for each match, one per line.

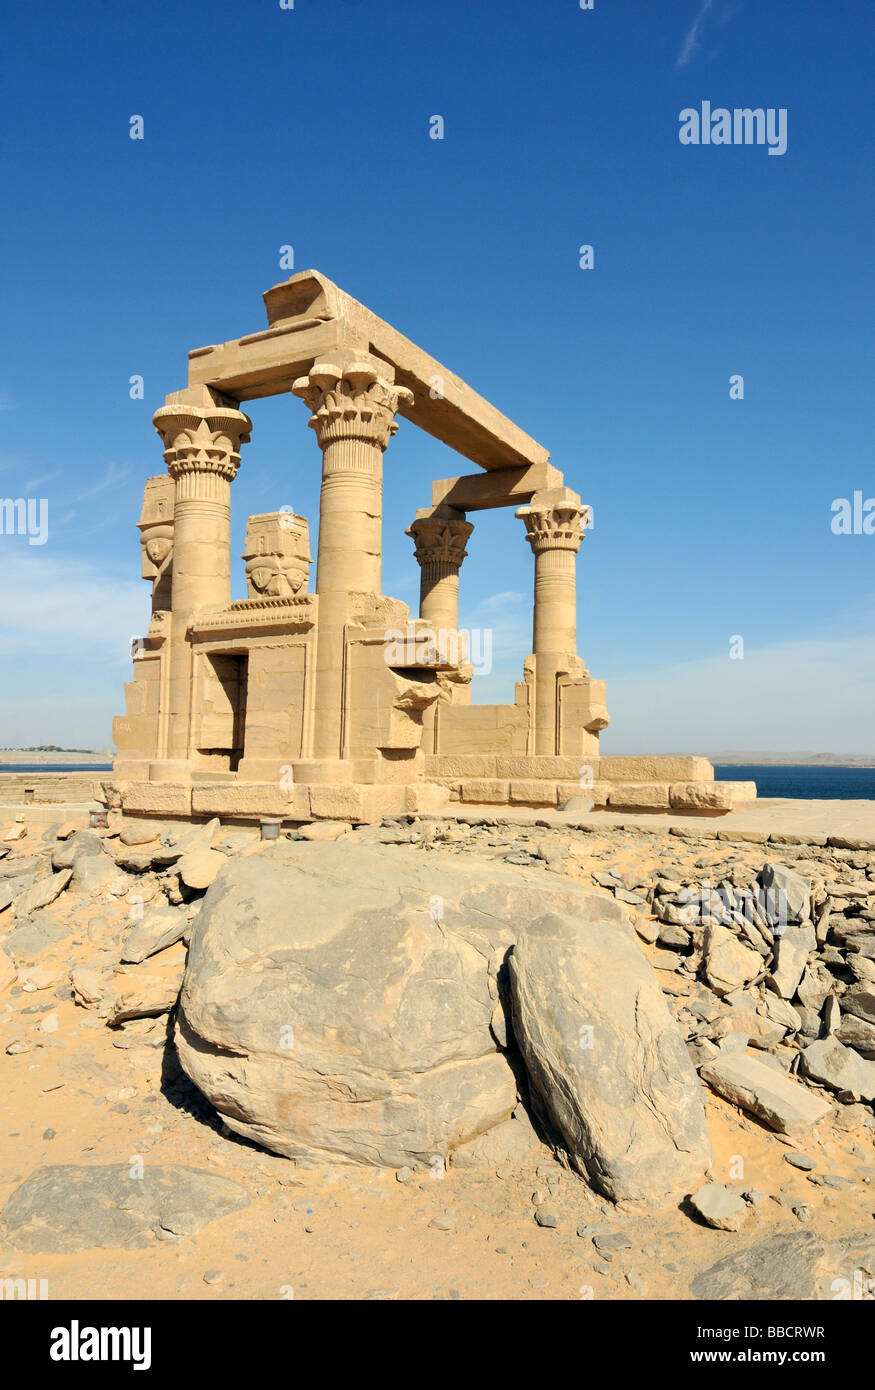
left=714, top=764, right=875, bottom=801
left=0, top=764, right=113, bottom=774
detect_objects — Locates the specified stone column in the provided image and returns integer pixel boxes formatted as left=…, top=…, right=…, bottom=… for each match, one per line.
left=406, top=509, right=473, bottom=632
left=293, top=359, right=413, bottom=760
left=517, top=490, right=588, bottom=756
left=150, top=387, right=252, bottom=774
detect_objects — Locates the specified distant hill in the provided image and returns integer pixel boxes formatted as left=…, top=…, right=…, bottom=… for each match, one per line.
left=706, top=752, right=875, bottom=767
left=0, top=748, right=112, bottom=764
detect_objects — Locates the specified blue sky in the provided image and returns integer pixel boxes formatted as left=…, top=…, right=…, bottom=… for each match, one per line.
left=0, top=0, right=872, bottom=752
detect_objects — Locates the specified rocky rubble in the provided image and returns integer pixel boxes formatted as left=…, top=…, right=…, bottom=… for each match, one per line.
left=0, top=808, right=873, bottom=1276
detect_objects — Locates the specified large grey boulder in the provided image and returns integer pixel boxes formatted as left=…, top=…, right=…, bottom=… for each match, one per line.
left=176, top=843, right=522, bottom=1169
left=507, top=910, right=712, bottom=1205
left=51, top=829, right=117, bottom=896
left=176, top=842, right=705, bottom=1195
left=69, top=848, right=118, bottom=896
left=842, top=986, right=875, bottom=1027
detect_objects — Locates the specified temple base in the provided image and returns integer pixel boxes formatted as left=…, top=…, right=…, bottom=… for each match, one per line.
left=103, top=757, right=755, bottom=825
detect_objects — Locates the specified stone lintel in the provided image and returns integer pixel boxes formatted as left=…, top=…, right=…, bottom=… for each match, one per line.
left=430, top=462, right=564, bottom=512
left=187, top=269, right=549, bottom=473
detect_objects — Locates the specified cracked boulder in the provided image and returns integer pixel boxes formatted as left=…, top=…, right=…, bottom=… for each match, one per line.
left=507, top=909, right=712, bottom=1205
left=176, top=841, right=703, bottom=1192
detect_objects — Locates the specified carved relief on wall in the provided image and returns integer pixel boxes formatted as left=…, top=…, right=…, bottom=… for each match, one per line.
left=138, top=475, right=176, bottom=608
left=242, top=510, right=312, bottom=599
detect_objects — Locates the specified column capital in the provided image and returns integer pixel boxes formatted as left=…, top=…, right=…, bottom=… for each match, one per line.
left=153, top=401, right=252, bottom=483
left=516, top=493, right=591, bottom=556
left=292, top=361, right=414, bottom=451
left=406, top=512, right=474, bottom=570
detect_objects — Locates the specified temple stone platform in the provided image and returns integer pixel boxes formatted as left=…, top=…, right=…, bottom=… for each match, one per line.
left=104, top=755, right=754, bottom=825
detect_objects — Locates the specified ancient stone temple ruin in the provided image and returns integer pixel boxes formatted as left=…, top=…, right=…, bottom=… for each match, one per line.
left=111, top=271, right=753, bottom=822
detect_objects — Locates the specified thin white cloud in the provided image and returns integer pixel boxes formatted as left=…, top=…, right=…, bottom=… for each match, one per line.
left=0, top=552, right=146, bottom=659
left=479, top=590, right=526, bottom=610
left=22, top=469, right=62, bottom=493
left=601, top=634, right=875, bottom=754
left=0, top=552, right=149, bottom=746
left=78, top=461, right=128, bottom=500
left=677, top=0, right=715, bottom=68
left=461, top=590, right=531, bottom=703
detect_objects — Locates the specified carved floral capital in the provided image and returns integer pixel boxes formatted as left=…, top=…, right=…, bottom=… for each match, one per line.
left=292, top=362, right=414, bottom=451
left=152, top=405, right=252, bottom=482
left=405, top=516, right=474, bottom=570
left=519, top=502, right=590, bottom=556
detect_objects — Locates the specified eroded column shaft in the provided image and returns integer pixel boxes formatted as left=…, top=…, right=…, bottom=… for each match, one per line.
left=518, top=493, right=587, bottom=756
left=152, top=392, right=251, bottom=770
left=293, top=361, right=412, bottom=760
left=406, top=511, right=473, bottom=632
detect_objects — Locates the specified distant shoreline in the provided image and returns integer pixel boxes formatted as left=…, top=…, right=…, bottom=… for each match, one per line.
left=598, top=753, right=875, bottom=768
left=0, top=751, right=112, bottom=765
left=706, top=754, right=875, bottom=768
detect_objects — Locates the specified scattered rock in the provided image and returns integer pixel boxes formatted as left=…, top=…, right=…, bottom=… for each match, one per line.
left=799, top=1037, right=875, bottom=1102
left=534, top=1209, right=558, bottom=1228
left=690, top=1232, right=824, bottom=1300
left=0, top=948, right=15, bottom=993
left=120, top=905, right=187, bottom=965
left=176, top=849, right=227, bottom=892
left=100, top=960, right=185, bottom=1026
left=71, top=965, right=110, bottom=1008
left=760, top=863, right=812, bottom=922
left=700, top=1052, right=832, bottom=1136
left=0, top=1165, right=249, bottom=1252
left=0, top=875, right=38, bottom=913
left=784, top=1153, right=815, bottom=1171
left=429, top=1213, right=456, bottom=1231
left=593, top=1231, right=632, bottom=1256
left=298, top=821, right=349, bottom=842
left=702, top=925, right=761, bottom=996
left=768, top=922, right=817, bottom=1000
left=690, top=1183, right=749, bottom=1231
left=119, top=823, right=161, bottom=847
left=11, top=868, right=73, bottom=918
